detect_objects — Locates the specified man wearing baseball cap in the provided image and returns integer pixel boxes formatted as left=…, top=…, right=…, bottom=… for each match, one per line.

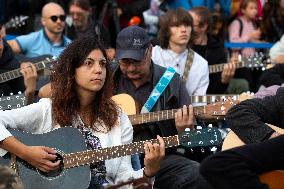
left=112, top=25, right=212, bottom=189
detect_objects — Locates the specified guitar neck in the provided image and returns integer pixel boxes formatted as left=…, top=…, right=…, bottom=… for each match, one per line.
left=209, top=62, right=245, bottom=73
left=190, top=94, right=239, bottom=103
left=63, top=135, right=179, bottom=169
left=127, top=106, right=213, bottom=125
left=0, top=60, right=51, bottom=84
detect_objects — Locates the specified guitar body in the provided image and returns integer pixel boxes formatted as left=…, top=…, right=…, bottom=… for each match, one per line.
left=112, top=93, right=137, bottom=115
left=0, top=123, right=222, bottom=189
left=0, top=127, right=91, bottom=189
left=222, top=125, right=284, bottom=150
left=222, top=125, right=284, bottom=188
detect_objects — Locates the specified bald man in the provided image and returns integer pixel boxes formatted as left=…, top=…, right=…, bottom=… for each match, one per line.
left=7, top=2, right=71, bottom=58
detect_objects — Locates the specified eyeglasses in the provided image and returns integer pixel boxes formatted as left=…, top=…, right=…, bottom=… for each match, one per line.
left=118, top=59, right=143, bottom=67
left=49, top=15, right=66, bottom=22
left=118, top=46, right=152, bottom=67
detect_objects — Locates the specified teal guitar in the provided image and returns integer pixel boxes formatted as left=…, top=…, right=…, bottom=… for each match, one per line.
left=0, top=127, right=221, bottom=189
left=0, top=93, right=26, bottom=110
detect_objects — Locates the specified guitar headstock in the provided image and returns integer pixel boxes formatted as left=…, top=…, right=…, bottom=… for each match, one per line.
left=43, top=56, right=57, bottom=70
left=196, top=99, right=238, bottom=120
left=242, top=52, right=271, bottom=70
left=178, top=127, right=222, bottom=148
left=0, top=93, right=26, bottom=111
left=5, top=16, right=29, bottom=29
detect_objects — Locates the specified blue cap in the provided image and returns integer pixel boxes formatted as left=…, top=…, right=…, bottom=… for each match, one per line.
left=115, top=26, right=150, bottom=61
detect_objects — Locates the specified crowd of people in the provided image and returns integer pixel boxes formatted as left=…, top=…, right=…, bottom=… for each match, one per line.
left=0, top=0, right=284, bottom=189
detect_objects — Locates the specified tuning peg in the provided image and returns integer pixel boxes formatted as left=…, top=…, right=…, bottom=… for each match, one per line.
left=184, top=128, right=191, bottom=132
left=201, top=148, right=205, bottom=153
left=10, top=93, right=14, bottom=96
left=208, top=124, right=213, bottom=128
left=177, top=147, right=185, bottom=154
left=196, top=126, right=202, bottom=130
left=210, top=146, right=218, bottom=152
left=18, top=91, right=22, bottom=94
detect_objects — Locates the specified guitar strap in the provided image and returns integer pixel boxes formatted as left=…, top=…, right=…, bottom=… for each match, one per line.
left=141, top=67, right=176, bottom=113
left=182, top=48, right=194, bottom=81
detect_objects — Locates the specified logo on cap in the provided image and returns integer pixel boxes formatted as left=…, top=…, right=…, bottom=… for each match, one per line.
left=133, top=38, right=143, bottom=48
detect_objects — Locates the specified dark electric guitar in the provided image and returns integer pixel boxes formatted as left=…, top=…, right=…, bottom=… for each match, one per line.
left=0, top=56, right=55, bottom=84
left=0, top=127, right=221, bottom=189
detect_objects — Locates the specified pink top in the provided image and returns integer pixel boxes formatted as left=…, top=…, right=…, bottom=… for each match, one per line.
left=229, top=17, right=256, bottom=57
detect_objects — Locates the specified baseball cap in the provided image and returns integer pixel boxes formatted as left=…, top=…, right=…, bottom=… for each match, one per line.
left=116, top=26, right=150, bottom=61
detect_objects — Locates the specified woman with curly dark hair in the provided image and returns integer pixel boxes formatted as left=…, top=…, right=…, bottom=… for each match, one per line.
left=0, top=36, right=165, bottom=188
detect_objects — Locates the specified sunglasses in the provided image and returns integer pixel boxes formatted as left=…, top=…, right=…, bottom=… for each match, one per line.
left=49, top=15, right=66, bottom=22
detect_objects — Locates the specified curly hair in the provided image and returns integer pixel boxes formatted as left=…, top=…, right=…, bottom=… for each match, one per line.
left=158, top=7, right=193, bottom=49
left=51, top=36, right=118, bottom=131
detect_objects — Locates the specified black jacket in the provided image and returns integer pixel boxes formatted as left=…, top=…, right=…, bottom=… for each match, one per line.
left=258, top=64, right=284, bottom=88
left=226, top=87, right=284, bottom=144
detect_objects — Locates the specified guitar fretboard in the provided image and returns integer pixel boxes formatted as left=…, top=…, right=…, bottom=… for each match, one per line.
left=209, top=62, right=245, bottom=73
left=0, top=59, right=53, bottom=84
left=190, top=94, right=239, bottom=103
left=127, top=106, right=216, bottom=125
left=63, top=135, right=179, bottom=169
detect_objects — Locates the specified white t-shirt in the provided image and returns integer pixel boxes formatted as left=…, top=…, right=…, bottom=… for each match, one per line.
left=152, top=45, right=209, bottom=96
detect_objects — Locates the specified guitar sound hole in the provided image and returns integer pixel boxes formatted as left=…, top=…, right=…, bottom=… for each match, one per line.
left=39, top=153, right=64, bottom=179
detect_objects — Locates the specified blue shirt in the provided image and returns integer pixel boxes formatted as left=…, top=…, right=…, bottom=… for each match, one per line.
left=15, top=29, right=71, bottom=58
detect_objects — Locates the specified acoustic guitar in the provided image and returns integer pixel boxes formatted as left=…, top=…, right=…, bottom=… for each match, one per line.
left=0, top=126, right=222, bottom=189
left=112, top=93, right=238, bottom=123
left=208, top=52, right=271, bottom=73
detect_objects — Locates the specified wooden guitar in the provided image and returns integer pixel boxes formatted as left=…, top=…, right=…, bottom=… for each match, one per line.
left=0, top=126, right=222, bottom=189
left=112, top=94, right=238, bottom=124
left=222, top=125, right=284, bottom=189
left=188, top=91, right=254, bottom=104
